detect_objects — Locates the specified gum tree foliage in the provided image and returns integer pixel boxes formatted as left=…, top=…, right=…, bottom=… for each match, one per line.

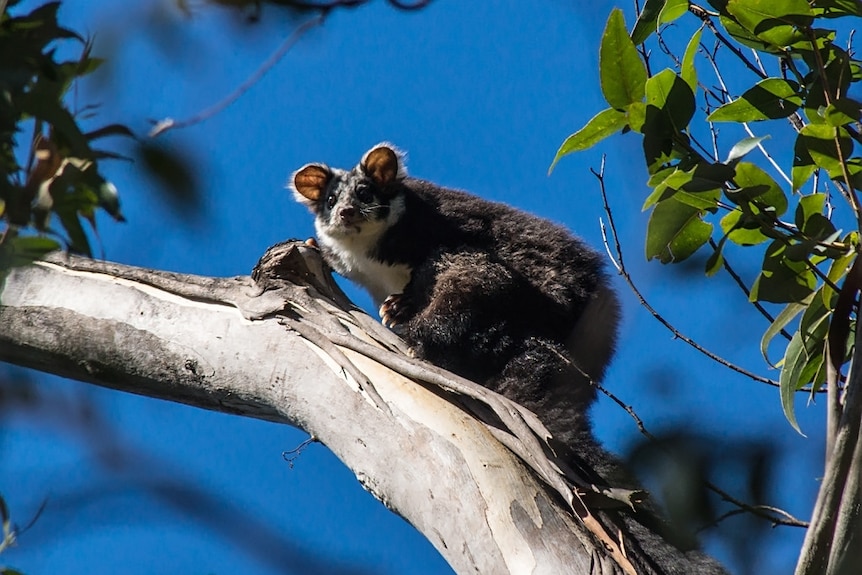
left=552, top=1, right=861, bottom=574
left=0, top=2, right=129, bottom=572
left=0, top=1, right=129, bottom=270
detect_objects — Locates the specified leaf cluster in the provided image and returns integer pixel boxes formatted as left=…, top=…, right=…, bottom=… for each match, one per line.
left=0, top=1, right=131, bottom=273
left=553, top=0, right=862, bottom=430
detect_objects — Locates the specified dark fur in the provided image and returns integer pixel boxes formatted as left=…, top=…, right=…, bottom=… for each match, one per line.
left=291, top=145, right=728, bottom=574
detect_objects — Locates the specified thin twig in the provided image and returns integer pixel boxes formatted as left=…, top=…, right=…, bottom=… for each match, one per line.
left=595, top=381, right=808, bottom=528
left=590, top=160, right=780, bottom=387
left=150, top=12, right=326, bottom=137
left=700, top=38, right=794, bottom=184
left=689, top=4, right=767, bottom=79
left=282, top=435, right=318, bottom=468
left=707, top=238, right=793, bottom=342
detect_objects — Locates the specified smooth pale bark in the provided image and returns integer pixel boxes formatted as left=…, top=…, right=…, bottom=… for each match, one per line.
left=0, top=247, right=622, bottom=574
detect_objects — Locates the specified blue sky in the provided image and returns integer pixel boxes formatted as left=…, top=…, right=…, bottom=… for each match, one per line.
left=1, top=1, right=831, bottom=574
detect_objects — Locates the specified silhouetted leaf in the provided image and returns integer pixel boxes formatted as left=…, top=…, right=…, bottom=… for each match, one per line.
left=750, top=240, right=816, bottom=303
left=631, top=0, right=666, bottom=45
left=137, top=141, right=201, bottom=211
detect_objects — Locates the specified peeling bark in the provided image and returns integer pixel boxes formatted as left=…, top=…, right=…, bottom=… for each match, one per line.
left=0, top=244, right=726, bottom=574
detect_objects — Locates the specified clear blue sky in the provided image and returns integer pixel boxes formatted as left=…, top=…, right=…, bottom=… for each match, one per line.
left=2, top=1, right=828, bottom=574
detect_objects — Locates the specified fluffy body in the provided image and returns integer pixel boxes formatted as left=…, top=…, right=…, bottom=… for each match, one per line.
left=292, top=143, right=619, bottom=447
left=291, top=144, right=728, bottom=574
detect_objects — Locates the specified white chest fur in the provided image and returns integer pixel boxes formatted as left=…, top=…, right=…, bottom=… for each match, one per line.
left=316, top=221, right=412, bottom=305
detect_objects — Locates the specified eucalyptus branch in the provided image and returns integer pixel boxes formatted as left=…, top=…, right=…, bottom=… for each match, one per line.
left=590, top=158, right=780, bottom=388
left=689, top=4, right=767, bottom=79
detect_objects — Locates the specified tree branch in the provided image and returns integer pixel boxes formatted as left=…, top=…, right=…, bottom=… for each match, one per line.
left=0, top=244, right=729, bottom=574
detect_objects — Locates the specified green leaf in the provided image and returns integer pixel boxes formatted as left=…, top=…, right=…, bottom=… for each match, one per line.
left=600, top=9, right=647, bottom=108
left=631, top=0, right=666, bottom=45
left=795, top=193, right=837, bottom=243
left=779, top=331, right=806, bottom=434
left=643, top=168, right=689, bottom=210
left=549, top=108, right=627, bottom=172
left=646, top=69, right=696, bottom=130
left=726, top=135, right=769, bottom=163
left=823, top=97, right=862, bottom=127
left=0, top=236, right=61, bottom=270
left=720, top=209, right=771, bottom=246
left=718, top=14, right=778, bottom=52
left=824, top=246, right=855, bottom=304
left=708, top=78, right=802, bottom=122
left=626, top=101, right=647, bottom=132
left=761, top=299, right=808, bottom=366
left=658, top=0, right=689, bottom=26
left=794, top=124, right=854, bottom=181
left=811, top=0, right=862, bottom=17
left=643, top=164, right=725, bottom=210
left=730, top=161, right=788, bottom=216
left=800, top=286, right=832, bottom=351
left=750, top=240, right=817, bottom=304
left=645, top=197, right=713, bottom=263
left=680, top=28, right=703, bottom=93
left=705, top=235, right=727, bottom=277
left=726, top=0, right=813, bottom=47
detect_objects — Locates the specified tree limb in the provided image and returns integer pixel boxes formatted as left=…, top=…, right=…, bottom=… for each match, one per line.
left=0, top=244, right=728, bottom=574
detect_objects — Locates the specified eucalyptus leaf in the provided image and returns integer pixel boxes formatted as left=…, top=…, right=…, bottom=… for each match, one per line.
left=726, top=135, right=769, bottom=163
left=680, top=28, right=702, bottom=92
left=779, top=331, right=806, bottom=434
left=646, top=197, right=713, bottom=263
left=550, top=108, right=628, bottom=172
left=631, top=0, right=666, bottom=45
left=761, top=300, right=808, bottom=367
left=705, top=236, right=726, bottom=277
left=657, top=0, right=689, bottom=26
left=750, top=240, right=816, bottom=304
left=708, top=78, right=802, bottom=122
left=600, top=9, right=647, bottom=109
left=732, top=161, right=788, bottom=216
left=823, top=97, right=862, bottom=127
